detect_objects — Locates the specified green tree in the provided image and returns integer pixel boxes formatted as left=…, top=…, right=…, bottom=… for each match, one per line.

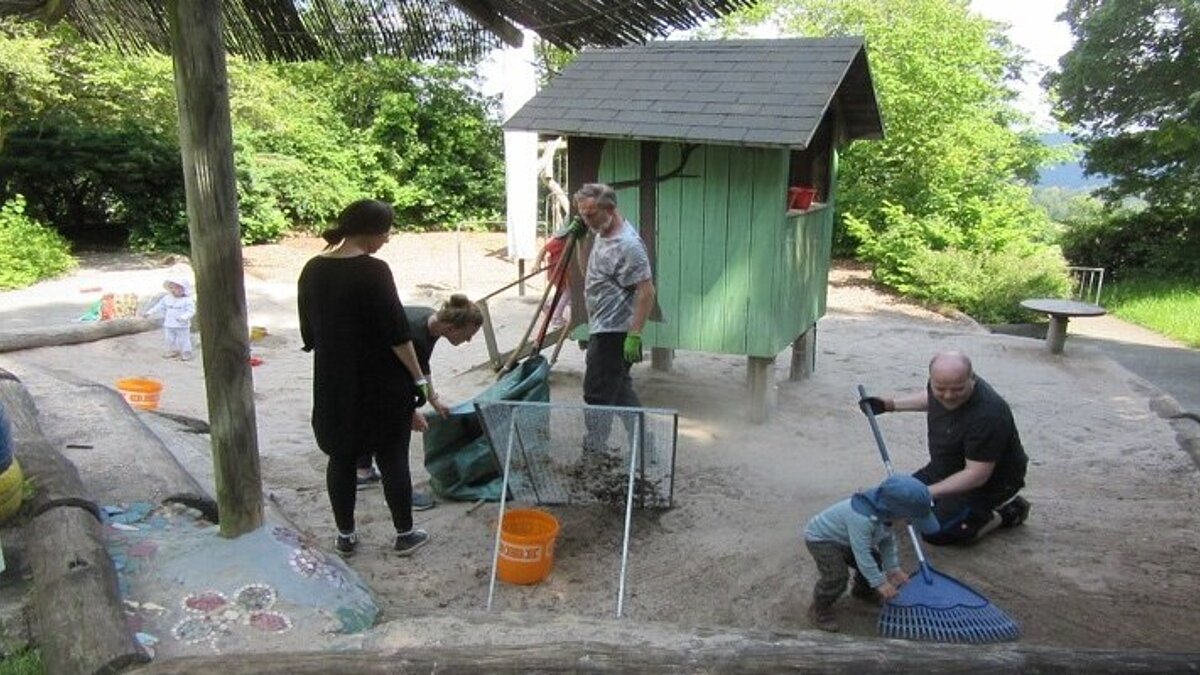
left=1046, top=0, right=1199, bottom=277
left=713, top=0, right=1068, bottom=321
left=1047, top=0, right=1200, bottom=217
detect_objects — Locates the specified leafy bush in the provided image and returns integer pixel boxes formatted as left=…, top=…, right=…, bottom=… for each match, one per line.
left=850, top=202, right=1071, bottom=323
left=1059, top=206, right=1200, bottom=278
left=0, top=124, right=187, bottom=250
left=0, top=195, right=75, bottom=289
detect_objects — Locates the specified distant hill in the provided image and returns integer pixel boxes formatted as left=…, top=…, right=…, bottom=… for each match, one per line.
left=1036, top=132, right=1109, bottom=191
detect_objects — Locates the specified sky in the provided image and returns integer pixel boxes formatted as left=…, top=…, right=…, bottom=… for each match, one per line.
left=969, top=0, right=1073, bottom=129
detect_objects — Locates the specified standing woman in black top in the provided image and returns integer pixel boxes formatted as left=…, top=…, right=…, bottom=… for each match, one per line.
left=298, top=199, right=433, bottom=557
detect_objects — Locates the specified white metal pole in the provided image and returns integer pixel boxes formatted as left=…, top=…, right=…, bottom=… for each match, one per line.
left=616, top=414, right=641, bottom=618
left=486, top=413, right=518, bottom=611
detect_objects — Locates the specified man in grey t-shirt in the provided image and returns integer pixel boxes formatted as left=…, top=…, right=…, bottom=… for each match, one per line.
left=570, top=183, right=656, bottom=451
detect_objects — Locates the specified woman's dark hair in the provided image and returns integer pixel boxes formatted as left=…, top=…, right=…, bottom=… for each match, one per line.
left=436, top=293, right=484, bottom=329
left=320, top=199, right=395, bottom=248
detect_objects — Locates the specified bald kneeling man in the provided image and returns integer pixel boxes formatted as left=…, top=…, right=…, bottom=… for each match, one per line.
left=859, top=351, right=1031, bottom=545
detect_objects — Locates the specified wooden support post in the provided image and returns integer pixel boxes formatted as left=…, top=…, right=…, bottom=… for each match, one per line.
left=168, top=0, right=263, bottom=537
left=789, top=324, right=816, bottom=381
left=747, top=356, right=775, bottom=424
left=650, top=347, right=673, bottom=372
left=477, top=299, right=501, bottom=370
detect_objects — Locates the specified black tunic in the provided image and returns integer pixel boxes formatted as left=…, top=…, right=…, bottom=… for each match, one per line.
left=298, top=254, right=415, bottom=458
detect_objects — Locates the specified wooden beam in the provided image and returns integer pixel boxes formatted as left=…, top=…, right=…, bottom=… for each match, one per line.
left=449, top=0, right=523, bottom=47
left=129, top=641, right=1200, bottom=674
left=168, top=0, right=263, bottom=537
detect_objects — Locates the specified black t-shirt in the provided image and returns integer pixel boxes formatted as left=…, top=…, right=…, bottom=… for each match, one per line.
left=925, top=377, right=1028, bottom=497
left=298, top=254, right=414, bottom=457
left=404, top=305, right=439, bottom=375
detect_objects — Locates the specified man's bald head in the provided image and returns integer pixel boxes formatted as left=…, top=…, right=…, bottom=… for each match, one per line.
left=928, top=351, right=975, bottom=410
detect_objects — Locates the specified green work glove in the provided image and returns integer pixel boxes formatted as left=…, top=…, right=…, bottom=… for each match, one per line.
left=566, top=216, right=586, bottom=240
left=414, top=378, right=431, bottom=407
left=623, top=332, right=643, bottom=364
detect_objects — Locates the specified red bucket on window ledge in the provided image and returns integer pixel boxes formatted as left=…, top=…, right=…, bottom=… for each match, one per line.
left=788, top=186, right=818, bottom=210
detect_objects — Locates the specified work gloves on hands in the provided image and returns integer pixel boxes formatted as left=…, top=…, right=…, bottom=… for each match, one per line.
left=414, top=378, right=431, bottom=408
left=858, top=396, right=889, bottom=416
left=623, top=332, right=643, bottom=364
left=566, top=216, right=587, bottom=240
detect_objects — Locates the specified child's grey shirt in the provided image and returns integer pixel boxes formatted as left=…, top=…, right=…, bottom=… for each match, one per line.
left=804, top=497, right=900, bottom=588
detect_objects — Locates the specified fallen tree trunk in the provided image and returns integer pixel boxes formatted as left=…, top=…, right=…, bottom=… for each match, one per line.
left=1, top=368, right=149, bottom=674
left=0, top=369, right=97, bottom=517
left=132, top=641, right=1200, bottom=674
left=28, top=507, right=149, bottom=675
left=0, top=317, right=157, bottom=353
left=0, top=364, right=217, bottom=518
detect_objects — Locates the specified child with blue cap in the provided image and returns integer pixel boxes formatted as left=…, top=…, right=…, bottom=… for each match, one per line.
left=802, top=474, right=941, bottom=632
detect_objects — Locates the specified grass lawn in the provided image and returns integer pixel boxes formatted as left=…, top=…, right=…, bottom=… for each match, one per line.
left=0, top=649, right=42, bottom=675
left=1103, top=275, right=1200, bottom=347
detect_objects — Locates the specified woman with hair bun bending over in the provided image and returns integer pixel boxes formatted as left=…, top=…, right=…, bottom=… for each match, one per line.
left=355, top=294, right=484, bottom=510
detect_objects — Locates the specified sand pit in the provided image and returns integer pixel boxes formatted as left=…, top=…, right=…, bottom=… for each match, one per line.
left=1, top=232, right=1197, bottom=652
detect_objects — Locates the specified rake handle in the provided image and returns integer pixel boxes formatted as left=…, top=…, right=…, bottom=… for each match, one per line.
left=857, top=384, right=934, bottom=585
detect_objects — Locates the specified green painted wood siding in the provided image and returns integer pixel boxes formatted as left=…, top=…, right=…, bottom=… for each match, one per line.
left=597, top=139, right=834, bottom=358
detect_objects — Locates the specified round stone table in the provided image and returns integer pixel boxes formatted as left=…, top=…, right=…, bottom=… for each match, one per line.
left=1019, top=298, right=1107, bottom=354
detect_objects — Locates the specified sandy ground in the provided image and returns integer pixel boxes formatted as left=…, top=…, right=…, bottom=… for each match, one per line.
left=2, top=232, right=1198, bottom=652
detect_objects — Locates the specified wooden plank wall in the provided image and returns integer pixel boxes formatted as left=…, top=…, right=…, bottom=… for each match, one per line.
left=599, top=140, right=833, bottom=359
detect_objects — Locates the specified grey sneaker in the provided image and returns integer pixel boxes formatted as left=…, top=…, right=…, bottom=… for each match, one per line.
left=411, top=491, right=435, bottom=511
left=394, top=529, right=430, bottom=557
left=335, top=532, right=358, bottom=557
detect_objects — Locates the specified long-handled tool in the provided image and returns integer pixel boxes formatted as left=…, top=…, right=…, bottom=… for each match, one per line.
left=856, top=384, right=1020, bottom=643
left=498, top=222, right=581, bottom=377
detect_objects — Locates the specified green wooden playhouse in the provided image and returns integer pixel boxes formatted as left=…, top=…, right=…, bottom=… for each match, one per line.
left=505, top=37, right=884, bottom=422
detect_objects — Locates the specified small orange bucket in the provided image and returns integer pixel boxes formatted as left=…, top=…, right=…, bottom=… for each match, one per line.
left=116, top=377, right=163, bottom=411
left=496, top=508, right=560, bottom=585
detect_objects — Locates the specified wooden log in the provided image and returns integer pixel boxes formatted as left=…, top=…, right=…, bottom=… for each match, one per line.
left=0, top=317, right=157, bottom=354
left=168, top=0, right=263, bottom=537
left=131, top=641, right=1200, bottom=674
left=0, top=369, right=97, bottom=519
left=28, top=507, right=149, bottom=675
left=1, top=365, right=216, bottom=517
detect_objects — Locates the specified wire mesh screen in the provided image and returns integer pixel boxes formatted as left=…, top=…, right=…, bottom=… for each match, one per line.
left=475, top=401, right=678, bottom=509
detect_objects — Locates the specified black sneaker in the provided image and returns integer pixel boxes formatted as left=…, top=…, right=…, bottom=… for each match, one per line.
left=394, top=529, right=430, bottom=557
left=411, top=491, right=435, bottom=512
left=335, top=532, right=358, bottom=557
left=998, top=496, right=1031, bottom=528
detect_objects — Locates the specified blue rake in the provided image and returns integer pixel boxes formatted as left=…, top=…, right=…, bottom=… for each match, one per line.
left=857, top=385, right=1021, bottom=644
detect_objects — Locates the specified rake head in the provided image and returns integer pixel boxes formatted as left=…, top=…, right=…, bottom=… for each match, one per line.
left=879, top=563, right=1021, bottom=644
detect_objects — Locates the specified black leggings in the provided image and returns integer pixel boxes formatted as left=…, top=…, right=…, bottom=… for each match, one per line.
left=328, top=431, right=414, bottom=535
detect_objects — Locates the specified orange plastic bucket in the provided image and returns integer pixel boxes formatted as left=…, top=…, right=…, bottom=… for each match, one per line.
left=496, top=508, right=560, bottom=585
left=116, top=377, right=163, bottom=411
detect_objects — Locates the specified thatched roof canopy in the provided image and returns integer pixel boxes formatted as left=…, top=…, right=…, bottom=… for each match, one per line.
left=1, top=0, right=756, bottom=62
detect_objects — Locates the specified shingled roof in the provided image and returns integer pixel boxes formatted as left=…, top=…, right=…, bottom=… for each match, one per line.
left=503, top=37, right=884, bottom=149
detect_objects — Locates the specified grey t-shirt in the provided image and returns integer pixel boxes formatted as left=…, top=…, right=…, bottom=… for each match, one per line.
left=585, top=220, right=652, bottom=334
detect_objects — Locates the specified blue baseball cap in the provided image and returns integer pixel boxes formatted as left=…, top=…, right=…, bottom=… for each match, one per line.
left=850, top=475, right=941, bottom=535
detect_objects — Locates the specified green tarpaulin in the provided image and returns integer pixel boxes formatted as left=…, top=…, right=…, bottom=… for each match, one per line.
left=422, top=356, right=550, bottom=501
